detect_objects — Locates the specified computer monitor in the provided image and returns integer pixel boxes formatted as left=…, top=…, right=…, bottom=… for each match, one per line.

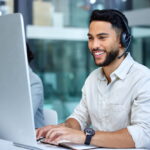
left=0, top=13, right=37, bottom=147
left=0, top=13, right=98, bottom=150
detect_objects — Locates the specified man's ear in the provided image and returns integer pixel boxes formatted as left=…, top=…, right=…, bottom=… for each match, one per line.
left=117, top=33, right=123, bottom=48
left=119, top=42, right=122, bottom=48
left=117, top=36, right=122, bottom=48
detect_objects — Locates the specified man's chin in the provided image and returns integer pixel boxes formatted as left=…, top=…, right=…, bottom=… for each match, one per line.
left=93, top=56, right=106, bottom=66
left=95, top=61, right=104, bottom=67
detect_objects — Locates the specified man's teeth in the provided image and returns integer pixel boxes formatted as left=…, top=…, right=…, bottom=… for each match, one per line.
left=95, top=51, right=104, bottom=56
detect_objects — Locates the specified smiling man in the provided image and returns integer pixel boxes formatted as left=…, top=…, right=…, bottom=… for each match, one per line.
left=36, top=9, right=150, bottom=149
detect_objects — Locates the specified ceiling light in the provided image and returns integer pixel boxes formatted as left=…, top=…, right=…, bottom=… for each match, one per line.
left=90, top=0, right=96, bottom=4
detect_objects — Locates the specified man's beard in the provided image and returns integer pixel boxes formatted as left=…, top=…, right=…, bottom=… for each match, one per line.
left=92, top=48, right=119, bottom=67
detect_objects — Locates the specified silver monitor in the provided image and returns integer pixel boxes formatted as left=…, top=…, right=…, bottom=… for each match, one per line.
left=0, top=13, right=37, bottom=147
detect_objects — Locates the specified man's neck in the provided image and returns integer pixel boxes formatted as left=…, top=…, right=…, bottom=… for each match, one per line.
left=102, top=55, right=125, bottom=83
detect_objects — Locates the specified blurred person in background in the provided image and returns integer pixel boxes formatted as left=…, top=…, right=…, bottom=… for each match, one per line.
left=27, top=43, right=44, bottom=128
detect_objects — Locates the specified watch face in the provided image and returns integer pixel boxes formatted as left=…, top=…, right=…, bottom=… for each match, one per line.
left=84, top=128, right=95, bottom=136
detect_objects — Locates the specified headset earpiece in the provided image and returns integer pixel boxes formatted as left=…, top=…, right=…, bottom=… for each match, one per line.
left=121, top=32, right=129, bottom=48
left=109, top=9, right=132, bottom=59
left=110, top=10, right=132, bottom=51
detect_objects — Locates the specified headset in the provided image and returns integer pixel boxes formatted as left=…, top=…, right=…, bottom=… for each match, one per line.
left=109, top=9, right=132, bottom=58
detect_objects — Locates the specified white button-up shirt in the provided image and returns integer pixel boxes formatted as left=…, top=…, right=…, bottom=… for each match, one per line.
left=68, top=53, right=150, bottom=148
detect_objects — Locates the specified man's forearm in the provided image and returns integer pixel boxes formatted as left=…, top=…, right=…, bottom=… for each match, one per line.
left=63, top=118, right=81, bottom=130
left=91, top=128, right=135, bottom=148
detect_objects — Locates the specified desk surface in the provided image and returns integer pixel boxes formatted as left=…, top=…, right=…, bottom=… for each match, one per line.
left=0, top=139, right=146, bottom=150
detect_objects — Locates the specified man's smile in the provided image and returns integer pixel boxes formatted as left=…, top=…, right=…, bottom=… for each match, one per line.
left=92, top=50, right=105, bottom=58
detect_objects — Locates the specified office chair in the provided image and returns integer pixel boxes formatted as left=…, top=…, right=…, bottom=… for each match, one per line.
left=43, top=109, right=58, bottom=125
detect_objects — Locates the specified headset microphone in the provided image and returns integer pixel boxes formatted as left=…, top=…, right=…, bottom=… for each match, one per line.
left=118, top=34, right=132, bottom=59
left=117, top=50, right=128, bottom=59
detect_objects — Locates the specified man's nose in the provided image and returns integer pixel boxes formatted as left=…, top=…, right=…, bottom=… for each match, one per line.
left=92, top=39, right=100, bottom=50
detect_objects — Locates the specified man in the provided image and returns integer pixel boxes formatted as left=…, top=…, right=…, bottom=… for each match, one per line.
left=36, top=9, right=150, bottom=148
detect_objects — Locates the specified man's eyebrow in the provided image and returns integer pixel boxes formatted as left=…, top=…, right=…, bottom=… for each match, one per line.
left=87, top=33, right=109, bottom=36
left=97, top=33, right=109, bottom=36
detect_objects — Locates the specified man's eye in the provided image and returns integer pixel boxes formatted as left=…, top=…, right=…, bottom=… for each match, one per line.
left=99, top=37, right=106, bottom=39
left=88, top=37, right=93, bottom=40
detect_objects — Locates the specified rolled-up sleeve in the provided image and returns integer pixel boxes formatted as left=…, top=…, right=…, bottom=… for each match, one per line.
left=127, top=77, right=150, bottom=148
left=68, top=85, right=91, bottom=130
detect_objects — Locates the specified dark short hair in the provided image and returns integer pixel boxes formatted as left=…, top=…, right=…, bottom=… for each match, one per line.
left=89, top=9, right=129, bottom=33
left=26, top=43, right=34, bottom=63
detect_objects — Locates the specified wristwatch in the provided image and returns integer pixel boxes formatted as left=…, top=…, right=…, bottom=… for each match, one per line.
left=84, top=128, right=95, bottom=145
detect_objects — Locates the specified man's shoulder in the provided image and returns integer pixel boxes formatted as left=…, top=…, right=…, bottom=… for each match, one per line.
left=133, top=61, right=150, bottom=73
left=131, top=61, right=150, bottom=78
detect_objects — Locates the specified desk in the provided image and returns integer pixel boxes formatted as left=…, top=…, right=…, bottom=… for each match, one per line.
left=0, top=139, right=68, bottom=150
left=0, top=139, right=146, bottom=150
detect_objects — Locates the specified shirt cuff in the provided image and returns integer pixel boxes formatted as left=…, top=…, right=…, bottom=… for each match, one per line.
left=127, top=125, right=150, bottom=148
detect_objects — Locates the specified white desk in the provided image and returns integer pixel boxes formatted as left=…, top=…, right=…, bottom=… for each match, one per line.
left=0, top=139, right=146, bottom=150
left=0, top=139, right=67, bottom=150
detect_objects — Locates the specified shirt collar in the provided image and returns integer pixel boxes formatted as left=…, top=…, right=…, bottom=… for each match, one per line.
left=97, top=53, right=134, bottom=81
left=98, top=67, right=106, bottom=81
left=112, top=53, right=134, bottom=80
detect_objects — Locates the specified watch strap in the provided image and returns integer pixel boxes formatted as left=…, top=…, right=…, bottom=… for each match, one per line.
left=84, top=135, right=92, bottom=145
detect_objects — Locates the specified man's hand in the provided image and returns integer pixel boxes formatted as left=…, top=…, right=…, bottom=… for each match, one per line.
left=36, top=125, right=85, bottom=145
left=36, top=125, right=59, bottom=139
